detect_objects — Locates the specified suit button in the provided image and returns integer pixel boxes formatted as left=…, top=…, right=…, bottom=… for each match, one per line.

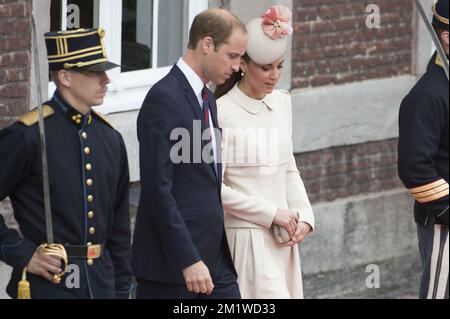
left=89, top=227, right=96, bottom=235
left=87, top=259, right=94, bottom=266
left=82, top=132, right=88, bottom=140
left=88, top=211, right=95, bottom=219
left=87, top=195, right=94, bottom=202
left=84, top=147, right=91, bottom=155
left=86, top=163, right=92, bottom=171
left=86, top=179, right=93, bottom=187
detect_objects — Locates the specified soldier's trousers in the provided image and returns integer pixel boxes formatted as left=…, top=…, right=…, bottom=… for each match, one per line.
left=417, top=223, right=449, bottom=299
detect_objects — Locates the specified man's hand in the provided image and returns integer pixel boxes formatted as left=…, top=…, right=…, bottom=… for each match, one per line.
left=182, top=261, right=214, bottom=295
left=26, top=251, right=62, bottom=283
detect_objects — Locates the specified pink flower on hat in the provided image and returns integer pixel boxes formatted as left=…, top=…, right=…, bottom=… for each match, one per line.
left=261, top=5, right=294, bottom=40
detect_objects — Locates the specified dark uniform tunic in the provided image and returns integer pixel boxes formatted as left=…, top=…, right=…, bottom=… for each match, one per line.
left=0, top=91, right=132, bottom=299
left=398, top=53, right=449, bottom=299
left=398, top=53, right=449, bottom=226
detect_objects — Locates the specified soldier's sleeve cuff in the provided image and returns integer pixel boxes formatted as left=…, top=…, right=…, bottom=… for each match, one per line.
left=1, top=238, right=36, bottom=269
left=409, top=179, right=449, bottom=204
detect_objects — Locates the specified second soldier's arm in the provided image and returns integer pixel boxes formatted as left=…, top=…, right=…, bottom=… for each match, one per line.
left=398, top=90, right=449, bottom=225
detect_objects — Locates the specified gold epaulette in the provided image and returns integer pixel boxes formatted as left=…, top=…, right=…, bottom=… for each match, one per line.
left=18, top=105, right=55, bottom=126
left=435, top=54, right=449, bottom=69
left=93, top=111, right=114, bottom=129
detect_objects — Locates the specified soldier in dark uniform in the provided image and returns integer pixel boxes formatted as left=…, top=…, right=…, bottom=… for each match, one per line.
left=398, top=0, right=449, bottom=299
left=0, top=28, right=132, bottom=299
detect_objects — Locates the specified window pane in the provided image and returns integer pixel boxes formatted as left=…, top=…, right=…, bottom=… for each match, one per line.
left=121, top=0, right=189, bottom=72
left=157, top=0, right=189, bottom=67
left=121, top=0, right=153, bottom=72
left=50, top=0, right=94, bottom=31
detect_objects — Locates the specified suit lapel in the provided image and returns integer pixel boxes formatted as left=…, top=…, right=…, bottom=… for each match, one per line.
left=172, top=65, right=202, bottom=120
left=172, top=65, right=222, bottom=185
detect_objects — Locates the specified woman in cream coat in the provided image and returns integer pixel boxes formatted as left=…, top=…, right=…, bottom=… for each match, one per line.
left=215, top=5, right=315, bottom=299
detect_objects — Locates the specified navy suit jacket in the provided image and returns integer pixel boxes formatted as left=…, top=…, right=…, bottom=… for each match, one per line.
left=132, top=65, right=235, bottom=284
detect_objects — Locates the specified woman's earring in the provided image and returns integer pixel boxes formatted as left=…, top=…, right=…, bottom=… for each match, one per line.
left=241, top=71, right=245, bottom=77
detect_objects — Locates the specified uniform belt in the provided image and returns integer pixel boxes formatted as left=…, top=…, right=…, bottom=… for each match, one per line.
left=64, top=244, right=103, bottom=259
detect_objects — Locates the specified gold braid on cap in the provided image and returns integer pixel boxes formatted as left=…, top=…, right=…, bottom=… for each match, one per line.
left=432, top=3, right=449, bottom=25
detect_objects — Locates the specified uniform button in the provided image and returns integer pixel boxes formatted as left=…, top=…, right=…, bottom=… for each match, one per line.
left=76, top=119, right=81, bottom=124
left=72, top=116, right=77, bottom=121
left=82, top=132, right=88, bottom=140
left=86, top=179, right=93, bottom=187
left=84, top=147, right=91, bottom=155
left=87, top=195, right=94, bottom=202
left=86, top=163, right=92, bottom=171
left=87, top=259, right=94, bottom=266
left=88, top=211, right=95, bottom=219
left=89, top=227, right=96, bottom=235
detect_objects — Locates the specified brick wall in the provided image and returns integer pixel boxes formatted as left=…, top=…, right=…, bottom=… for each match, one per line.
left=296, top=139, right=403, bottom=204
left=0, top=0, right=31, bottom=129
left=292, top=0, right=413, bottom=89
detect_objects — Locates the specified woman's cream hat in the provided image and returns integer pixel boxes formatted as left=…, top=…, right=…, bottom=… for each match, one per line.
left=246, top=5, right=293, bottom=65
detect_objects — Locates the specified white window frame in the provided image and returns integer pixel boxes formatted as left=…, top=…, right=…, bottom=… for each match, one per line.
left=49, top=0, right=208, bottom=114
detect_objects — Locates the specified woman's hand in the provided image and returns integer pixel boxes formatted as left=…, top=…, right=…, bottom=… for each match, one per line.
left=273, top=208, right=298, bottom=238
left=282, top=222, right=312, bottom=246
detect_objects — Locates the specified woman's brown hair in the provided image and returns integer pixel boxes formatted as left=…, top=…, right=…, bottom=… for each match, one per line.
left=215, top=53, right=250, bottom=100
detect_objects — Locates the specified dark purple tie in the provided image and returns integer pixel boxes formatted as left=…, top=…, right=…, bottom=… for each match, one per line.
left=202, top=86, right=211, bottom=139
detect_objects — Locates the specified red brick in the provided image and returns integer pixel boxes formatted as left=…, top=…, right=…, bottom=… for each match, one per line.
left=0, top=83, right=28, bottom=98
left=15, top=18, right=30, bottom=33
left=292, top=78, right=310, bottom=89
left=295, top=140, right=401, bottom=204
left=292, top=0, right=413, bottom=89
left=310, top=75, right=334, bottom=87
left=5, top=35, right=28, bottom=50
left=11, top=51, right=30, bottom=66
left=0, top=18, right=14, bottom=35
left=311, top=21, right=335, bottom=33
left=9, top=3, right=26, bottom=17
left=318, top=6, right=340, bottom=19
left=0, top=53, right=12, bottom=66
left=6, top=99, right=27, bottom=115
left=326, top=163, right=347, bottom=175
left=294, top=62, right=315, bottom=76
left=0, top=70, right=6, bottom=84
left=0, top=118, right=14, bottom=129
left=0, top=5, right=8, bottom=17
left=7, top=68, right=29, bottom=82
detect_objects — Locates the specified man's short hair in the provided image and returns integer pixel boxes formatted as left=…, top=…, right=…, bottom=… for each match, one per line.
left=50, top=70, right=61, bottom=88
left=188, top=9, right=246, bottom=51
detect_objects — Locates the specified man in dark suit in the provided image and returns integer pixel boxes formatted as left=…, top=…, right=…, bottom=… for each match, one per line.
left=132, top=9, right=247, bottom=299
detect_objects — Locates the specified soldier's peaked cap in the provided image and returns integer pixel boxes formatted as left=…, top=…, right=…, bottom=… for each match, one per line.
left=44, top=28, right=120, bottom=72
left=432, top=0, right=449, bottom=30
